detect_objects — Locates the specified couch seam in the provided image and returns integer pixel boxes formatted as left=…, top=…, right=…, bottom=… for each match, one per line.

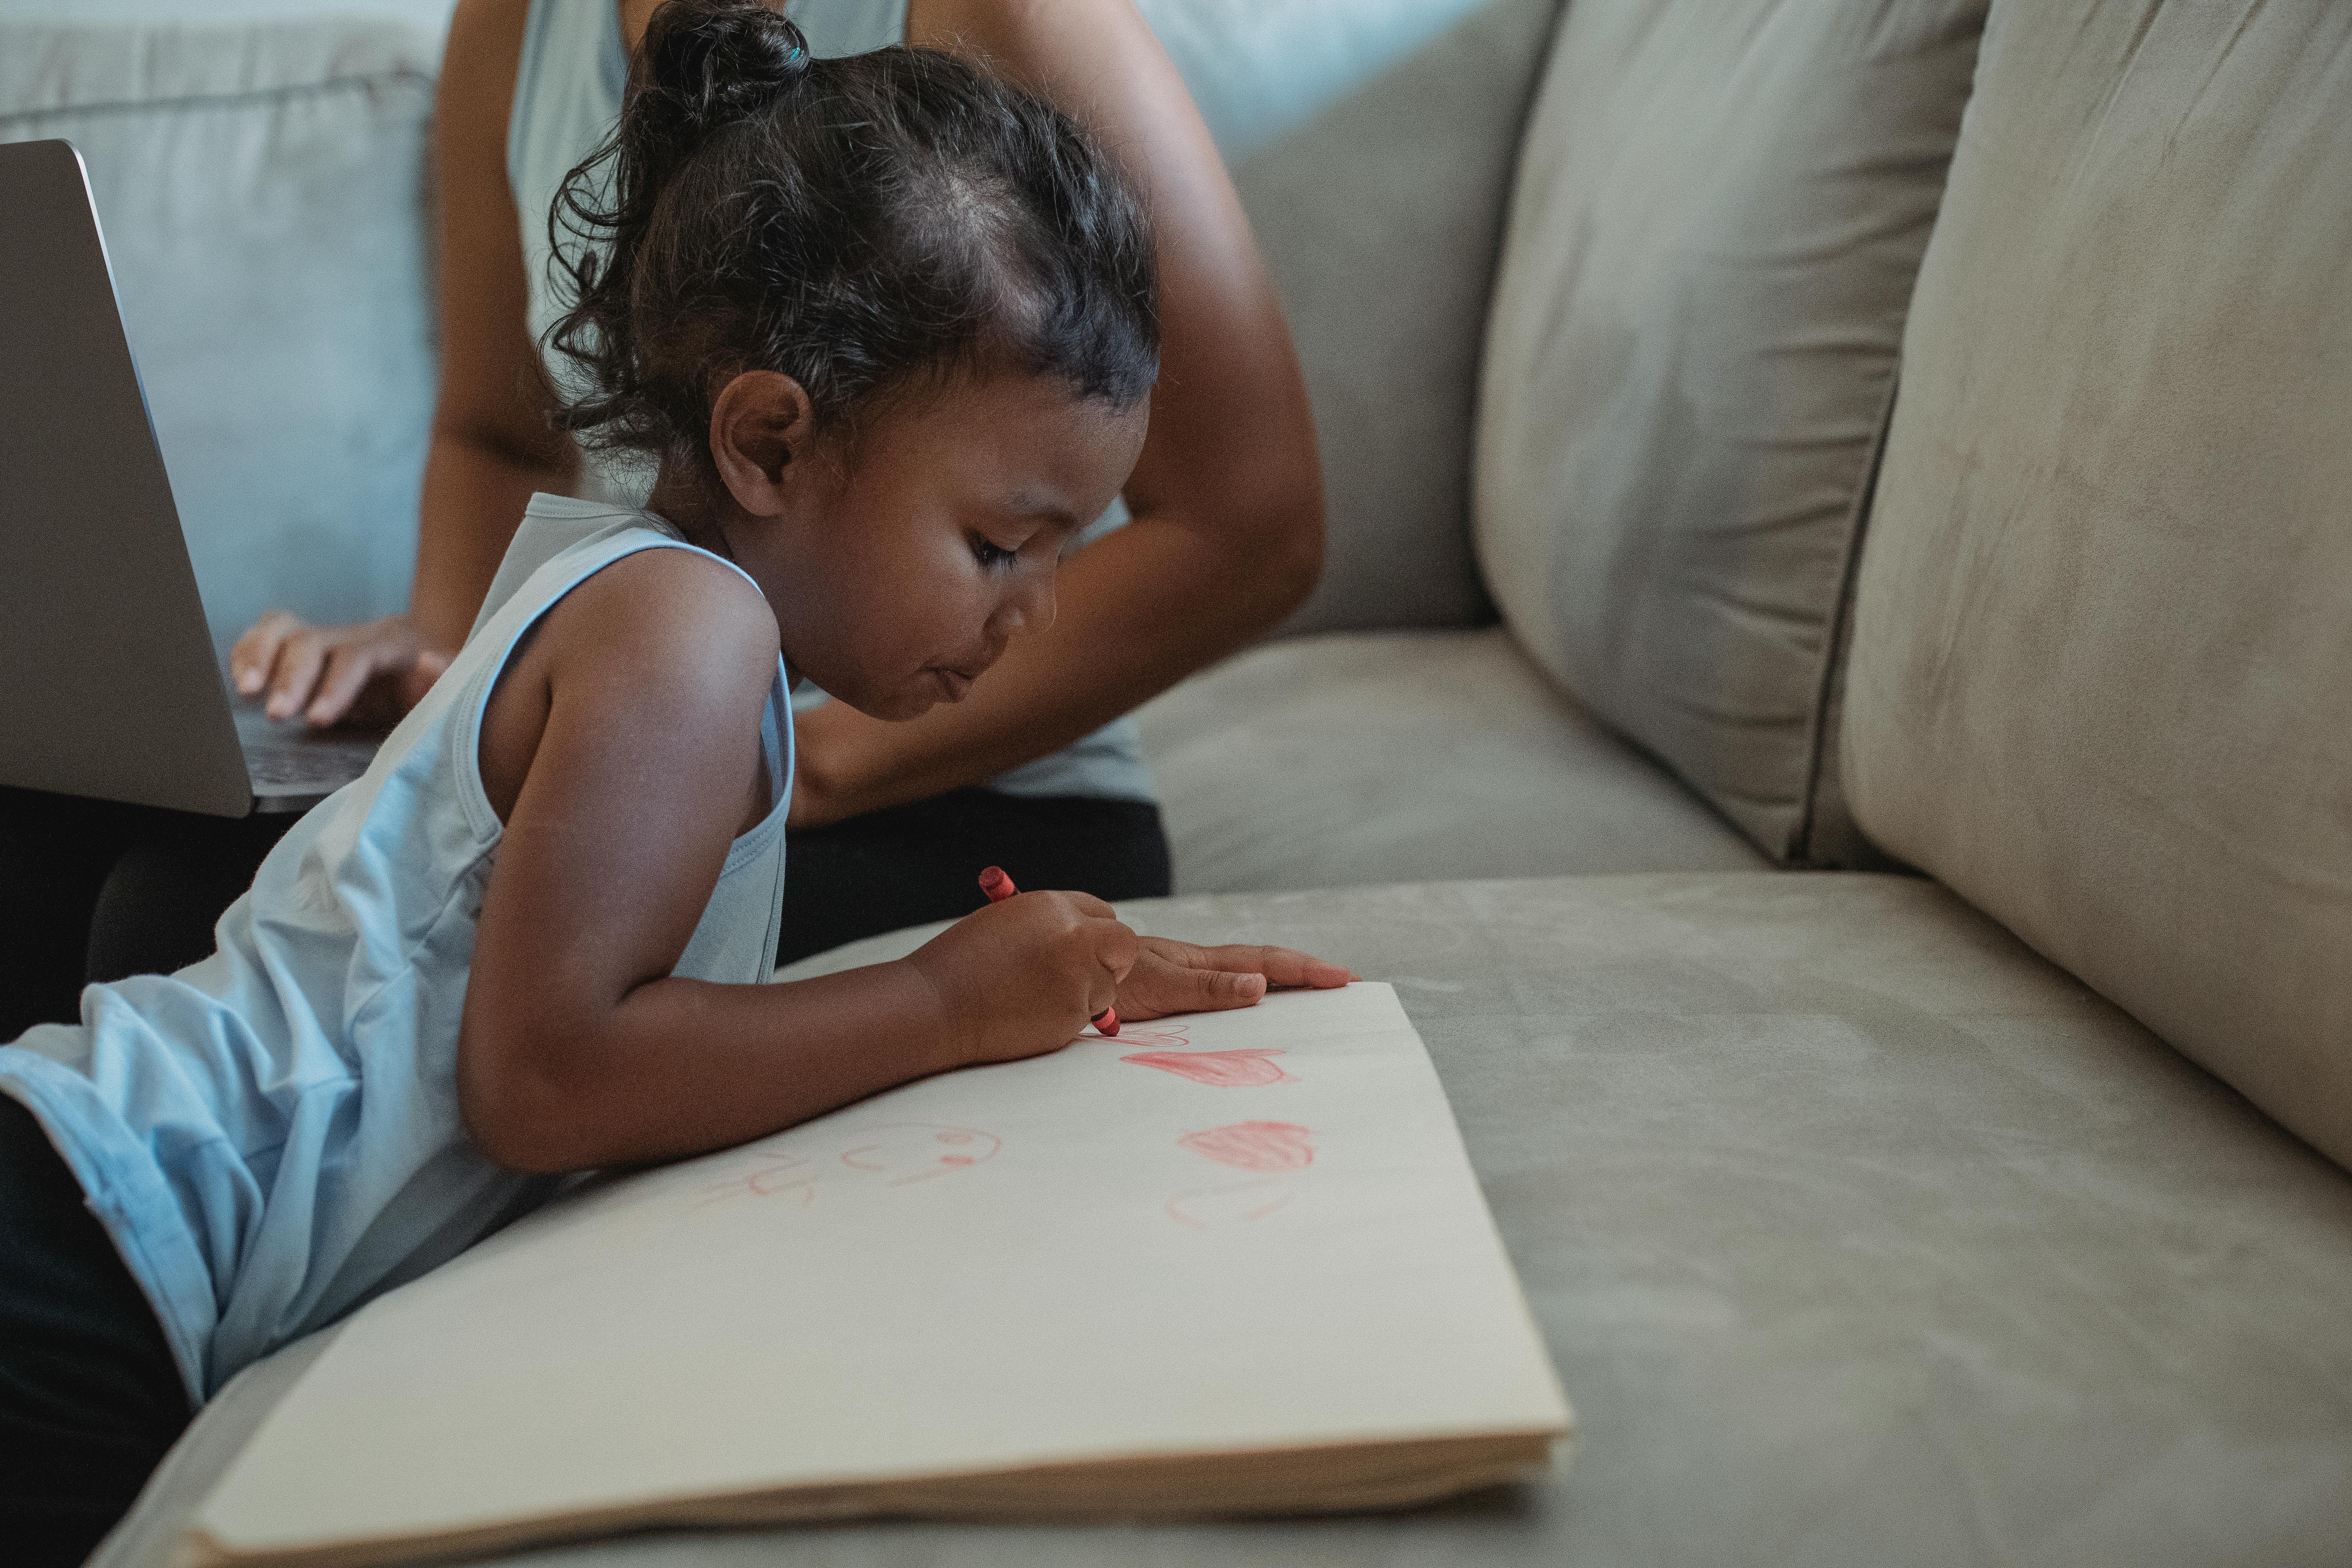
left=1463, top=0, right=1574, bottom=636
left=0, top=66, right=434, bottom=127
left=1791, top=363, right=1900, bottom=867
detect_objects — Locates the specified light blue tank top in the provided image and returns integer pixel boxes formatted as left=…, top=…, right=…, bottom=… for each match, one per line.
left=507, top=0, right=1154, bottom=803
left=0, top=499, right=792, bottom=1402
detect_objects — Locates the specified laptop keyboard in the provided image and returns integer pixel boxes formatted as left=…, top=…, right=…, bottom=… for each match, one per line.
left=245, top=738, right=375, bottom=792
left=233, top=707, right=381, bottom=801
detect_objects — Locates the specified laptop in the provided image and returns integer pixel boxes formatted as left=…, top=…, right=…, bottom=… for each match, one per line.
left=0, top=138, right=380, bottom=818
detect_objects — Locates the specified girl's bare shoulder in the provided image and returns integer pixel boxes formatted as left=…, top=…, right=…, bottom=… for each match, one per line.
left=551, top=545, right=779, bottom=697
left=477, top=544, right=777, bottom=822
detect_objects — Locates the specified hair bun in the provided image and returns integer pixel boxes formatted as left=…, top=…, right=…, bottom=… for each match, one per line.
left=548, top=12, right=1159, bottom=475
left=637, top=0, right=812, bottom=152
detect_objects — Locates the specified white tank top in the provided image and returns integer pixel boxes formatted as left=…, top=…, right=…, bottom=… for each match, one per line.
left=0, top=498, right=791, bottom=1401
left=504, top=0, right=1155, bottom=804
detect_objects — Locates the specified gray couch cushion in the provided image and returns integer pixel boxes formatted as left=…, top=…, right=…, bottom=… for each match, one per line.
left=0, top=19, right=439, bottom=660
left=1142, top=0, right=1561, bottom=635
left=102, top=875, right=2352, bottom=1567
left=1135, top=628, right=1766, bottom=893
left=1842, top=0, right=2352, bottom=1173
left=1474, top=0, right=1985, bottom=861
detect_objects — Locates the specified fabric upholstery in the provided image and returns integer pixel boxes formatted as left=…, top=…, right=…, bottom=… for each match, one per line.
left=0, top=0, right=1557, bottom=656
left=1841, top=0, right=2352, bottom=1173
left=1142, top=0, right=1562, bottom=635
left=0, top=20, right=439, bottom=660
left=1134, top=628, right=1765, bottom=893
left=1474, top=0, right=1984, bottom=860
left=101, top=875, right=2352, bottom=1568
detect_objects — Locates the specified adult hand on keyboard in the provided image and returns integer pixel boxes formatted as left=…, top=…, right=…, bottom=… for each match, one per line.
left=230, top=611, right=451, bottom=728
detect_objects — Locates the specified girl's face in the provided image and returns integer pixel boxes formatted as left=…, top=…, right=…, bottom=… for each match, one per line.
left=692, top=370, right=1149, bottom=721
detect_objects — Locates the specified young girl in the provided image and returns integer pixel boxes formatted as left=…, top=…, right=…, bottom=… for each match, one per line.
left=0, top=7, right=1348, bottom=1559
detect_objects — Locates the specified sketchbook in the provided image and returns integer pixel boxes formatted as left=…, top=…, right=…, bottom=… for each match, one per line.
left=181, top=982, right=1571, bottom=1568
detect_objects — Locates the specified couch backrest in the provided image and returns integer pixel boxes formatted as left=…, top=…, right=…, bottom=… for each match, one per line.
left=1140, top=0, right=1562, bottom=637
left=1474, top=0, right=1985, bottom=862
left=1841, top=0, right=2352, bottom=1170
left=0, top=4, right=1550, bottom=654
left=0, top=20, right=439, bottom=660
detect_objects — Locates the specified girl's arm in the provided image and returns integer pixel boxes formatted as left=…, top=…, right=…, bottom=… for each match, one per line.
left=456, top=548, right=1136, bottom=1176
left=232, top=0, right=575, bottom=724
left=783, top=0, right=1326, bottom=826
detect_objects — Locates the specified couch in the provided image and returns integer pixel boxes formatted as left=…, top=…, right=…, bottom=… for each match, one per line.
left=4, top=1, right=2348, bottom=1563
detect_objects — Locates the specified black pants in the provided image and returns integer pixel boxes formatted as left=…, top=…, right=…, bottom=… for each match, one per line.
left=0, top=786, right=302, bottom=1040
left=773, top=787, right=1171, bottom=965
left=0, top=784, right=1171, bottom=1034
left=0, top=783, right=1169, bottom=1553
left=0, top=1095, right=192, bottom=1566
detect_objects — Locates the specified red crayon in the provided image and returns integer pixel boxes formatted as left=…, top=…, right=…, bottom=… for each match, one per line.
left=978, top=865, right=1120, bottom=1036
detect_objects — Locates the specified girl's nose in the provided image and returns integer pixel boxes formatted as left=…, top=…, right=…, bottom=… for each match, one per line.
left=1004, top=567, right=1056, bottom=638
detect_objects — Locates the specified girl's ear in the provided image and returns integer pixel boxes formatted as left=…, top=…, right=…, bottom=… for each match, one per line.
left=708, top=371, right=817, bottom=517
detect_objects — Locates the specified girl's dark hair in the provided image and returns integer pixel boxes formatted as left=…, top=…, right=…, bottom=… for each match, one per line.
left=546, top=0, right=1159, bottom=472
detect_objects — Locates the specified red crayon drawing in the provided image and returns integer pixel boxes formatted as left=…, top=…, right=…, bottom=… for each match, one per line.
left=1122, top=1047, right=1295, bottom=1087
left=695, top=1159, right=813, bottom=1209
left=1076, top=1022, right=1190, bottom=1050
left=1168, top=1177, right=1296, bottom=1229
left=737, top=1156, right=817, bottom=1207
left=1177, top=1120, right=1315, bottom=1172
left=697, top=1123, right=1000, bottom=1207
left=839, top=1124, right=1002, bottom=1187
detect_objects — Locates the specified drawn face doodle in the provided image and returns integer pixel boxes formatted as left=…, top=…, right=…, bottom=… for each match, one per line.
left=695, top=1124, right=1000, bottom=1207
left=836, top=1124, right=1003, bottom=1186
left=1176, top=1121, right=1314, bottom=1172
left=1120, top=1048, right=1294, bottom=1088
left=1167, top=1177, right=1297, bottom=1229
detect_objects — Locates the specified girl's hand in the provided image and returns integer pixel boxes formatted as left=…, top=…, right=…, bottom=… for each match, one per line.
left=1114, top=938, right=1356, bottom=1022
left=230, top=610, right=451, bottom=728
left=905, top=890, right=1140, bottom=1067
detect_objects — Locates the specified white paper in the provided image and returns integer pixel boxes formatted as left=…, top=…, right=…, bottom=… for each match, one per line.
left=189, top=983, right=1568, bottom=1557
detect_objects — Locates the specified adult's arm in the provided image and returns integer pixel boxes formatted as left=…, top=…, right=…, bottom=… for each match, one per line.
left=784, top=0, right=1325, bottom=826
left=241, top=0, right=1321, bottom=754
left=230, top=0, right=576, bottom=723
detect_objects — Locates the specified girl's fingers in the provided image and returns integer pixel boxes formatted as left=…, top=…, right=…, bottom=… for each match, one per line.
left=1189, top=944, right=1354, bottom=990
left=1160, top=965, right=1267, bottom=1014
left=1096, top=916, right=1141, bottom=985
left=1117, top=951, right=1264, bottom=1019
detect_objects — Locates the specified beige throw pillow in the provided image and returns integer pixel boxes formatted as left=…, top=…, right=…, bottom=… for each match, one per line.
left=1843, top=0, right=2352, bottom=1171
left=1475, top=0, right=1985, bottom=860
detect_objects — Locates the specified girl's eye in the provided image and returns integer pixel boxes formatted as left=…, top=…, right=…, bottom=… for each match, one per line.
left=970, top=536, right=1018, bottom=572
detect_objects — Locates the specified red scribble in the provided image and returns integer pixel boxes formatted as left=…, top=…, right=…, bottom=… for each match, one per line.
left=838, top=1124, right=1005, bottom=1186
left=1076, top=1023, right=1190, bottom=1049
left=746, top=1161, right=816, bottom=1203
left=694, top=1156, right=814, bottom=1209
left=1167, top=1178, right=1296, bottom=1229
left=1177, top=1120, right=1314, bottom=1172
left=696, top=1124, right=999, bottom=1207
left=1121, top=1047, right=1294, bottom=1087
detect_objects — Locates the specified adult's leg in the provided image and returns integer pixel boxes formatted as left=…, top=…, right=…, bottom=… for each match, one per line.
left=0, top=1095, right=191, bottom=1567
left=775, top=789, right=1172, bottom=967
left=0, top=788, right=145, bottom=1038
left=85, top=812, right=298, bottom=985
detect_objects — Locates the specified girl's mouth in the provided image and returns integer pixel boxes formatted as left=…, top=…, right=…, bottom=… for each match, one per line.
left=931, top=667, right=975, bottom=702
